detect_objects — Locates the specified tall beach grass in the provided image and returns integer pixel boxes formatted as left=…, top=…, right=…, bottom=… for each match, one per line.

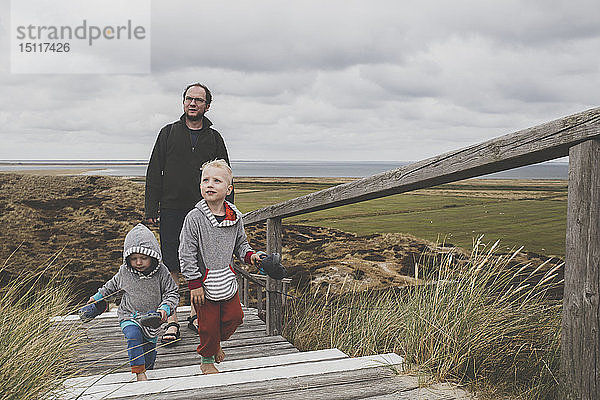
left=283, top=239, right=562, bottom=399
left=0, top=256, right=84, bottom=400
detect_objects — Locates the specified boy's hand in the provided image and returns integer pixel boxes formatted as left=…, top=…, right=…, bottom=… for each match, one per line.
left=250, top=253, right=263, bottom=266
left=191, top=286, right=205, bottom=309
left=158, top=309, right=168, bottom=322
left=87, top=297, right=95, bottom=304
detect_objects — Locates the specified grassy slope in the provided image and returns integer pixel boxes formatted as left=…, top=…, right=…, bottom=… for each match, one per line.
left=235, top=179, right=567, bottom=258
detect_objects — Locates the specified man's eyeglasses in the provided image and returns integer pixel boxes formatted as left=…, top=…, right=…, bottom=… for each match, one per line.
left=185, top=96, right=207, bottom=104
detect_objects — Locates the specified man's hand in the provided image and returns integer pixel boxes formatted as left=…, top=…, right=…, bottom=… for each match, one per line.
left=190, top=286, right=205, bottom=310
left=87, top=296, right=95, bottom=304
left=158, top=308, right=168, bottom=323
left=146, top=217, right=159, bottom=225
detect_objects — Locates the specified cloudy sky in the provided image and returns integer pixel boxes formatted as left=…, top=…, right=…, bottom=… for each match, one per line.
left=0, top=0, right=598, bottom=162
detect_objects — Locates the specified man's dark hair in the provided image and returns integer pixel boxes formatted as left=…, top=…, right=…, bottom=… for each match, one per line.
left=183, top=83, right=212, bottom=104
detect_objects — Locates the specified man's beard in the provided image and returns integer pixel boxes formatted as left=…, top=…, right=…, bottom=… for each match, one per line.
left=186, top=111, right=203, bottom=121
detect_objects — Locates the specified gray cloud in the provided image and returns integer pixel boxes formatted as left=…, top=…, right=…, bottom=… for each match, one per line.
left=151, top=1, right=409, bottom=73
left=0, top=0, right=598, bottom=162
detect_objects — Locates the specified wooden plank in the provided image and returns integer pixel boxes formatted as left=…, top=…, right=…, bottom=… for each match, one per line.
left=74, top=325, right=265, bottom=353
left=243, top=276, right=250, bottom=307
left=156, top=343, right=299, bottom=368
left=76, top=327, right=287, bottom=358
left=256, top=284, right=263, bottom=316
left=65, top=349, right=348, bottom=388
left=121, top=377, right=469, bottom=400
left=76, top=312, right=265, bottom=334
left=78, top=335, right=292, bottom=359
left=219, top=328, right=268, bottom=340
left=366, top=383, right=473, bottom=400
left=77, top=336, right=294, bottom=359
left=77, top=324, right=274, bottom=347
left=560, top=138, right=600, bottom=400
left=236, top=273, right=243, bottom=300
left=67, top=353, right=402, bottom=399
left=243, top=107, right=600, bottom=224
left=75, top=320, right=264, bottom=336
left=230, top=379, right=469, bottom=400
left=77, top=342, right=300, bottom=376
left=113, top=369, right=413, bottom=400
left=77, top=322, right=264, bottom=339
left=53, top=306, right=257, bottom=326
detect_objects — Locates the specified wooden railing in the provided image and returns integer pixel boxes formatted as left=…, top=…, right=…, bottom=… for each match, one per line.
left=240, top=107, right=600, bottom=398
left=233, top=264, right=291, bottom=334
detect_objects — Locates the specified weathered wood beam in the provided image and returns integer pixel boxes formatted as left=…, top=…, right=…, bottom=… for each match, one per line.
left=266, top=218, right=284, bottom=335
left=266, top=217, right=283, bottom=254
left=244, top=107, right=600, bottom=225
left=256, top=283, right=263, bottom=317
left=561, top=138, right=600, bottom=399
left=243, top=277, right=249, bottom=307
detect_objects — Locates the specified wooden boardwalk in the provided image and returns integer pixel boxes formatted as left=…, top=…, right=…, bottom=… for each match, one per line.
left=55, top=306, right=474, bottom=399
left=66, top=306, right=297, bottom=375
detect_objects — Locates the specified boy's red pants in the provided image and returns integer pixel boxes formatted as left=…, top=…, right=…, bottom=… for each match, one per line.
left=194, top=292, right=244, bottom=357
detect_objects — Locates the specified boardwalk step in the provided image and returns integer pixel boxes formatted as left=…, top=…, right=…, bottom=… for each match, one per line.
left=61, top=351, right=403, bottom=399
left=65, top=348, right=348, bottom=387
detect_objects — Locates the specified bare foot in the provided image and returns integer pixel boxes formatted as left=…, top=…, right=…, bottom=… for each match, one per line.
left=136, top=372, right=148, bottom=381
left=201, top=363, right=219, bottom=374
left=215, top=344, right=225, bottom=363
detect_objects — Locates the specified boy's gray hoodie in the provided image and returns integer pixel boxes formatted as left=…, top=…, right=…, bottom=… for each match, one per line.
left=96, top=223, right=179, bottom=338
left=179, top=200, right=254, bottom=301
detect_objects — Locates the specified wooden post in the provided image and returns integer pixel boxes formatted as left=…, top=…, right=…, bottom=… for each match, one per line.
left=242, top=277, right=249, bottom=307
left=266, top=218, right=283, bottom=335
left=256, top=283, right=263, bottom=319
left=561, top=139, right=600, bottom=399
left=282, top=281, right=289, bottom=310
left=236, top=274, right=243, bottom=305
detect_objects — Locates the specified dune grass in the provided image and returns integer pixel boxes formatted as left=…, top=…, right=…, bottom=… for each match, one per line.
left=0, top=258, right=84, bottom=400
left=282, top=239, right=562, bottom=399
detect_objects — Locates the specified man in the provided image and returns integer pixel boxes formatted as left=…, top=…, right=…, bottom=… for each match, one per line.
left=145, top=83, right=234, bottom=345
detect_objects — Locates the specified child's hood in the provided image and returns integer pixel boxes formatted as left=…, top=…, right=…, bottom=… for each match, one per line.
left=194, top=199, right=243, bottom=227
left=122, top=223, right=162, bottom=263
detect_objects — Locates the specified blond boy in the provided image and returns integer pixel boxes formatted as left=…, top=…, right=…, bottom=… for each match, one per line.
left=178, top=159, right=261, bottom=374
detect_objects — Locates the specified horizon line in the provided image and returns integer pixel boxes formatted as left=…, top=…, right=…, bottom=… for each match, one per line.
left=0, top=159, right=569, bottom=164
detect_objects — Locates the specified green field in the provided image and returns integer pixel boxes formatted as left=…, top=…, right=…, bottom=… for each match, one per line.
left=235, top=179, right=568, bottom=258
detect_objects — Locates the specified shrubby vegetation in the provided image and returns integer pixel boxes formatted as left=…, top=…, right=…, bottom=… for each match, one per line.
left=0, top=257, right=83, bottom=400
left=283, top=239, right=562, bottom=399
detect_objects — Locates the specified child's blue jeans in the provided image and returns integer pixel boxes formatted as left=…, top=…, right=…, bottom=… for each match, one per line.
left=122, top=324, right=156, bottom=374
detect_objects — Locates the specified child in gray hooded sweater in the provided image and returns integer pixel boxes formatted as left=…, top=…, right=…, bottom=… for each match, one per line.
left=179, top=159, right=262, bottom=374
left=86, top=223, right=179, bottom=381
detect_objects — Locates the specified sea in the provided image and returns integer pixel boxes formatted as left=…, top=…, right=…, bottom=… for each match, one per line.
left=0, top=160, right=569, bottom=180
